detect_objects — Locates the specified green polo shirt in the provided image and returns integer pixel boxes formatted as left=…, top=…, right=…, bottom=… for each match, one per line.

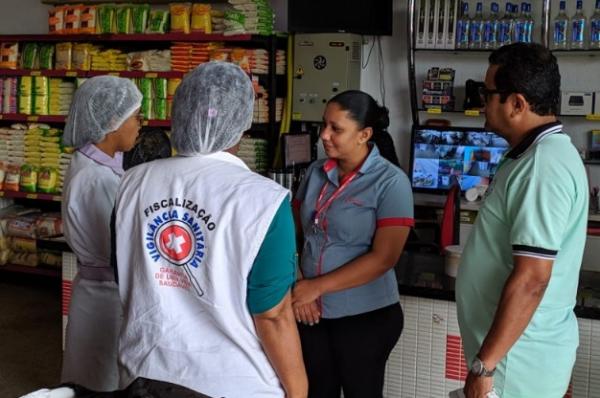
left=456, top=122, right=589, bottom=397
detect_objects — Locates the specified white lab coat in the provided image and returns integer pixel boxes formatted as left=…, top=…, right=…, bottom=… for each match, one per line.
left=61, top=149, right=123, bottom=391
left=115, top=152, right=288, bottom=397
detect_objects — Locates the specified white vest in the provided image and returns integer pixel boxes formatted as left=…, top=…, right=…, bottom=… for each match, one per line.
left=115, top=152, right=288, bottom=397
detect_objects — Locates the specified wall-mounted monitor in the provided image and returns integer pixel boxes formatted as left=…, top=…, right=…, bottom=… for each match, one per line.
left=410, top=125, right=510, bottom=193
left=288, top=0, right=393, bottom=36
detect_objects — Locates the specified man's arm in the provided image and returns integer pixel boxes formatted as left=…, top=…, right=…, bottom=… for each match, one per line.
left=253, top=291, right=308, bottom=398
left=464, top=255, right=553, bottom=397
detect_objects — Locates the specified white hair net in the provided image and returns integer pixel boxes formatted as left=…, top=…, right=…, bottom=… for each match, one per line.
left=63, top=75, right=143, bottom=148
left=171, top=61, right=254, bottom=155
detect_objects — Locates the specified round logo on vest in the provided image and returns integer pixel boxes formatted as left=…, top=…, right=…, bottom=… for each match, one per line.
left=156, top=221, right=196, bottom=266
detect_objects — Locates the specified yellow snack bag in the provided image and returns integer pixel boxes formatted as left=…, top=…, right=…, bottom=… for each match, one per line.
left=191, top=3, right=212, bottom=33
left=170, top=3, right=191, bottom=34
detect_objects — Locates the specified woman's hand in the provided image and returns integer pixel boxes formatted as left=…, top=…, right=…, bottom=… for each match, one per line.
left=292, top=279, right=323, bottom=307
left=293, top=301, right=321, bottom=325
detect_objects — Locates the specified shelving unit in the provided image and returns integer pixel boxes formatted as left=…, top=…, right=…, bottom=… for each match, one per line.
left=0, top=263, right=60, bottom=278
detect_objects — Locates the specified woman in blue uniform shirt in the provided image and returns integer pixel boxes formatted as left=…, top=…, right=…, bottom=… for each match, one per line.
left=292, top=90, right=414, bottom=398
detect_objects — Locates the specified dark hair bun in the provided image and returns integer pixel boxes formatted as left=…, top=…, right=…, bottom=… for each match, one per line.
left=374, top=105, right=390, bottom=132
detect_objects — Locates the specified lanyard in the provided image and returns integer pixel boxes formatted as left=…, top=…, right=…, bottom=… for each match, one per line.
left=313, top=171, right=359, bottom=227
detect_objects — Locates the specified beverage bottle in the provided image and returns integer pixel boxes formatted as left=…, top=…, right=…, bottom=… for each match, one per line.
left=571, top=0, right=587, bottom=50
left=498, top=2, right=513, bottom=46
left=525, top=3, right=535, bottom=43
left=590, top=0, right=600, bottom=49
left=514, top=2, right=528, bottom=42
left=553, top=1, right=569, bottom=50
left=456, top=2, right=471, bottom=49
left=483, top=2, right=500, bottom=49
left=469, top=2, right=484, bottom=49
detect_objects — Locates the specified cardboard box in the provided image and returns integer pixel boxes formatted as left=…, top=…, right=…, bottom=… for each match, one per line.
left=426, top=0, right=437, bottom=48
left=560, top=91, right=593, bottom=115
left=435, top=0, right=446, bottom=48
left=415, top=0, right=429, bottom=49
left=445, top=0, right=458, bottom=49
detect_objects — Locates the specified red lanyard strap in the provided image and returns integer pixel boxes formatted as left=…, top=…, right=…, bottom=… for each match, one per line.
left=313, top=171, right=359, bottom=226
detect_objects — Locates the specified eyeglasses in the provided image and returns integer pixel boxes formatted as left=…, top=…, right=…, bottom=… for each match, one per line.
left=478, top=86, right=512, bottom=103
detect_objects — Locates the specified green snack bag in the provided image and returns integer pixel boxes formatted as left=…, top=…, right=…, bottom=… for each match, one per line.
left=39, top=44, right=54, bottom=70
left=154, top=98, right=167, bottom=120
left=116, top=5, right=132, bottom=34
left=21, top=43, right=39, bottom=69
left=138, top=78, right=153, bottom=99
left=132, top=5, right=150, bottom=34
left=146, top=10, right=169, bottom=34
left=141, top=97, right=153, bottom=120
left=153, top=78, right=167, bottom=99
left=97, top=5, right=116, bottom=34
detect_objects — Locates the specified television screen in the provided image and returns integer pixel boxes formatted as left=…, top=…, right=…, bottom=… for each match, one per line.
left=410, top=126, right=510, bottom=193
left=288, top=0, right=393, bottom=36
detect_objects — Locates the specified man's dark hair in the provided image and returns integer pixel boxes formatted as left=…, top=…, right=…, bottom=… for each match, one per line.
left=489, top=43, right=560, bottom=116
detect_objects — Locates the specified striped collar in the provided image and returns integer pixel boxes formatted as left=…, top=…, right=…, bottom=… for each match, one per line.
left=505, top=121, right=563, bottom=159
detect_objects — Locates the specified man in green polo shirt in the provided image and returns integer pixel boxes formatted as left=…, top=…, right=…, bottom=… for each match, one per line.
left=456, top=43, right=589, bottom=398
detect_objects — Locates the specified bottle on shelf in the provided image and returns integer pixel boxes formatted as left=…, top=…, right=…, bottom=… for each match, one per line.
left=469, top=2, right=484, bottom=49
left=456, top=1, right=471, bottom=49
left=553, top=0, right=570, bottom=50
left=498, top=2, right=514, bottom=46
left=514, top=2, right=528, bottom=43
left=571, top=0, right=587, bottom=49
left=525, top=3, right=535, bottom=43
left=483, top=2, right=500, bottom=49
left=591, top=0, right=600, bottom=49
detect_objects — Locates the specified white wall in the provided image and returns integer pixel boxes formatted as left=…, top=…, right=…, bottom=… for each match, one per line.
left=0, top=0, right=50, bottom=34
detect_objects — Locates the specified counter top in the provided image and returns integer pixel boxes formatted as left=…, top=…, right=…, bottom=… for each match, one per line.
left=395, top=251, right=600, bottom=320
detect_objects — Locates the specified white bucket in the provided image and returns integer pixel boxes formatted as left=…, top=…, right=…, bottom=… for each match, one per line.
left=444, top=245, right=463, bottom=277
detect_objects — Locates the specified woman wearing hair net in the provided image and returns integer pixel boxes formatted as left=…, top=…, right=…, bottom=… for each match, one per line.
left=114, top=62, right=308, bottom=398
left=61, top=75, right=143, bottom=391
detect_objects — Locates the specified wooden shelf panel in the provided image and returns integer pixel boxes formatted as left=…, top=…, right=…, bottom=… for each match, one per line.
left=0, top=69, right=185, bottom=79
left=0, top=33, right=253, bottom=42
left=0, top=190, right=62, bottom=201
left=0, top=263, right=61, bottom=278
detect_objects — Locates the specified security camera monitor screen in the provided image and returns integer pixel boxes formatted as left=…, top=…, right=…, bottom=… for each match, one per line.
left=410, top=125, right=510, bottom=193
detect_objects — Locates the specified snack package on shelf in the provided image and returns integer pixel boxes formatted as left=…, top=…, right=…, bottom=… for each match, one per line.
left=0, top=42, right=19, bottom=69
left=170, top=3, right=192, bottom=34
left=20, top=43, right=39, bottom=70
left=55, top=42, right=72, bottom=70
left=80, top=6, right=97, bottom=34
left=39, top=250, right=62, bottom=267
left=64, top=5, right=83, bottom=34
left=36, top=213, right=63, bottom=238
left=116, top=4, right=133, bottom=34
left=39, top=44, right=55, bottom=70
left=223, top=10, right=246, bottom=36
left=97, top=4, right=116, bottom=34
left=132, top=4, right=150, bottom=34
left=48, top=6, right=67, bottom=34
left=191, top=3, right=212, bottom=33
left=146, top=9, right=169, bottom=34
left=238, top=136, right=268, bottom=173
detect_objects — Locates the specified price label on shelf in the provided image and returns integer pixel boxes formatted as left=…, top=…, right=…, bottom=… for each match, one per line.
left=426, top=108, right=442, bottom=114
left=586, top=114, right=600, bottom=121
left=25, top=194, right=37, bottom=199
left=145, top=72, right=158, bottom=78
left=66, top=71, right=78, bottom=77
left=109, top=72, right=119, bottom=77
left=52, top=196, right=62, bottom=202
left=27, top=116, right=39, bottom=122
left=30, top=71, right=41, bottom=76
left=0, top=191, right=4, bottom=197
left=0, top=115, right=3, bottom=120
left=142, top=120, right=149, bottom=126
left=464, top=109, right=480, bottom=117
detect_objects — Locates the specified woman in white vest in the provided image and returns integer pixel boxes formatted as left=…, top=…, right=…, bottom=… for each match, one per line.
left=114, top=62, right=308, bottom=398
left=61, top=76, right=143, bottom=391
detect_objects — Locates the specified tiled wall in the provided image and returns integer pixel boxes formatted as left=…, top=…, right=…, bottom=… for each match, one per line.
left=384, top=296, right=599, bottom=398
